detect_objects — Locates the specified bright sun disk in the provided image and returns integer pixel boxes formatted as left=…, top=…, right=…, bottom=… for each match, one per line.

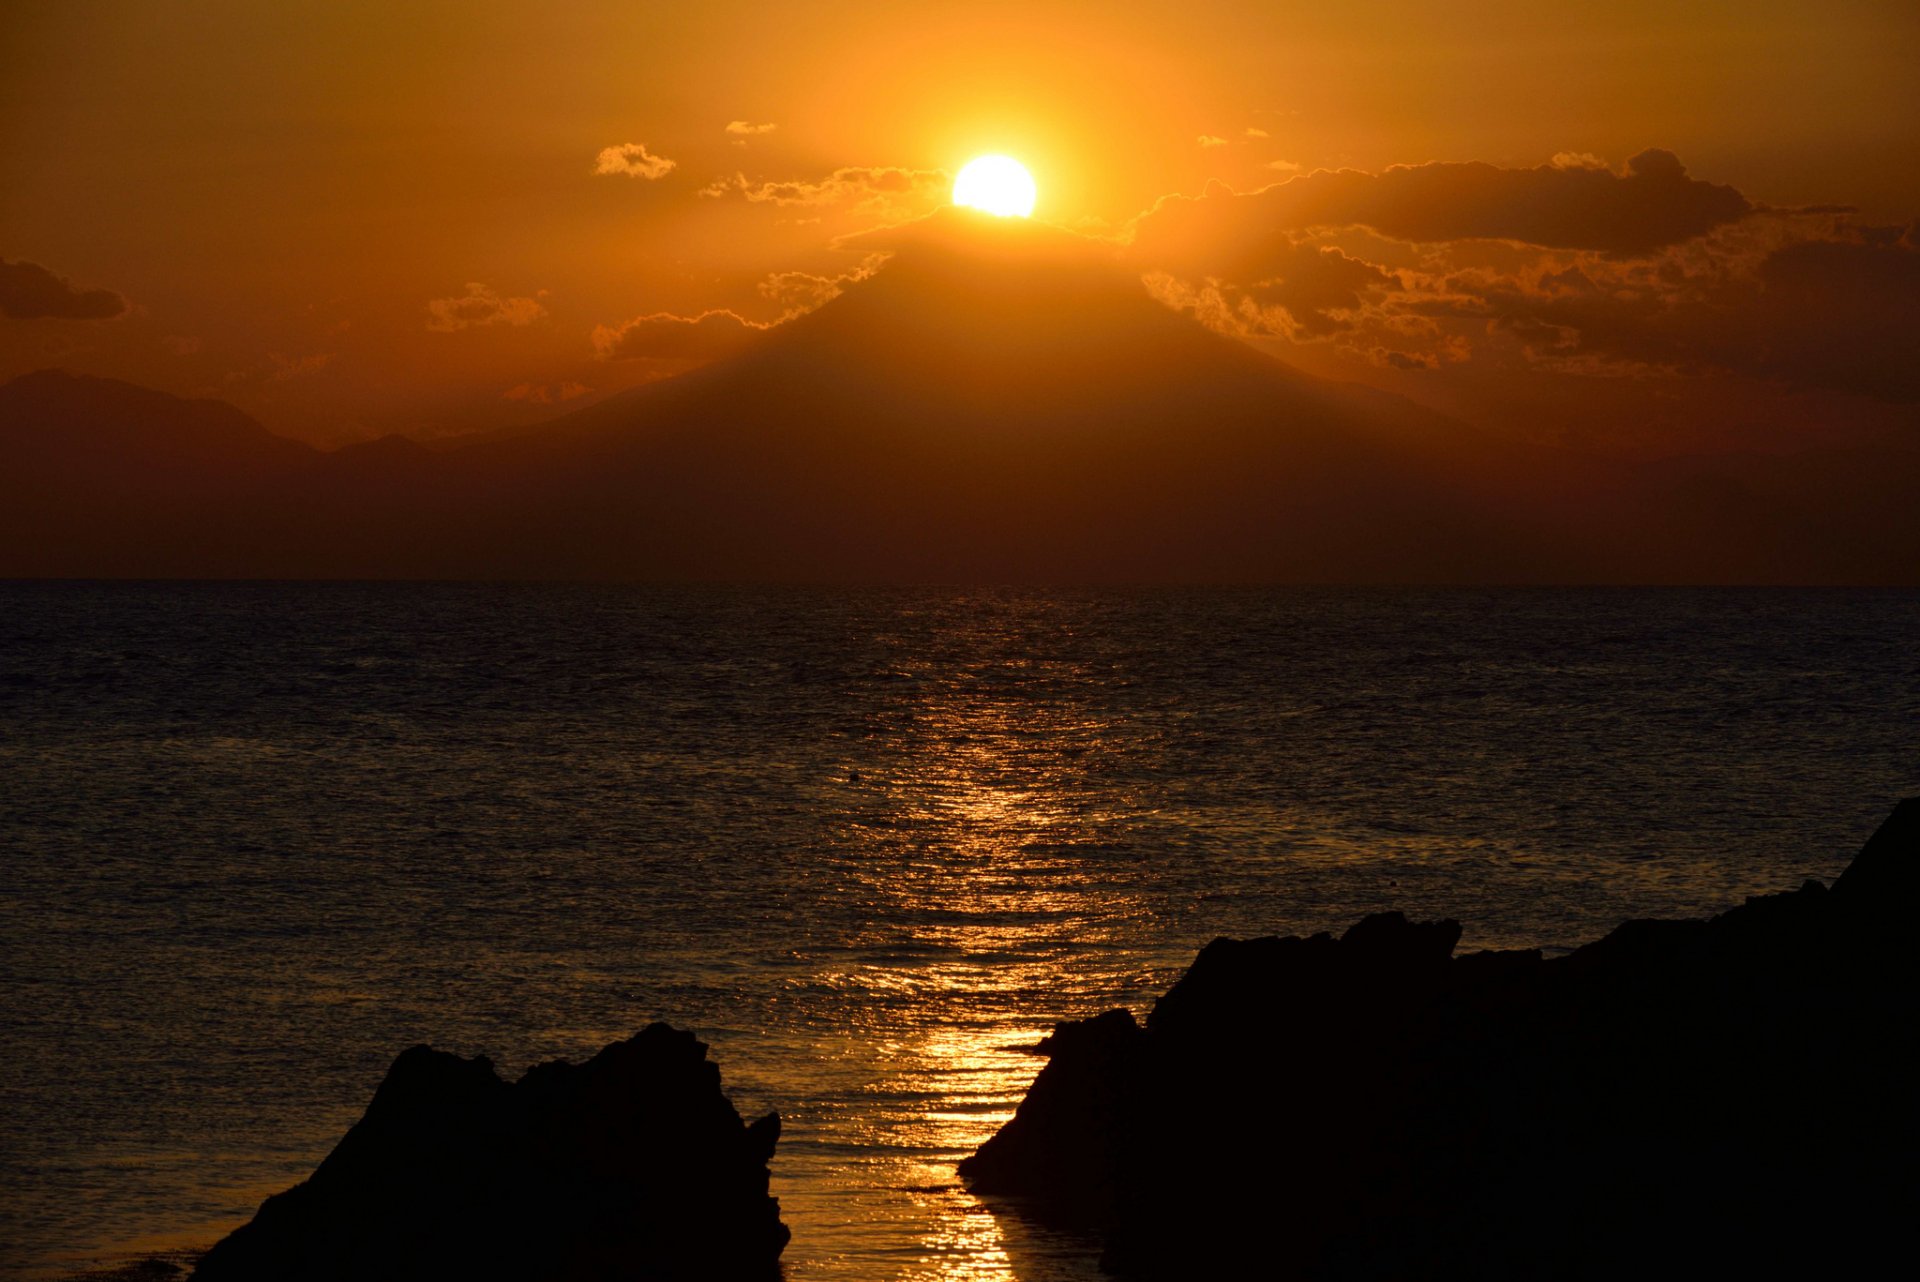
left=952, top=155, right=1037, bottom=218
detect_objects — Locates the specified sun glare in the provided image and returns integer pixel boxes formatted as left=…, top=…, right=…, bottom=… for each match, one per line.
left=952, top=155, right=1037, bottom=218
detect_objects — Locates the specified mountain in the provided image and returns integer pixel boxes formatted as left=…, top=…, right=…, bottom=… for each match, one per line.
left=0, top=369, right=318, bottom=577
left=2, top=214, right=1916, bottom=582
left=0, top=368, right=315, bottom=486
left=405, top=215, right=1576, bottom=582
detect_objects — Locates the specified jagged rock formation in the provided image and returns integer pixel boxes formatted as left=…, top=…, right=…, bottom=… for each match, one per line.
left=192, top=1023, right=788, bottom=1281
left=962, top=799, right=1919, bottom=1279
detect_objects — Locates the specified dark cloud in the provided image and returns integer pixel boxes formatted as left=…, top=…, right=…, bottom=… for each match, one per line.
left=1376, top=348, right=1439, bottom=371
left=1238, top=242, right=1400, bottom=337
left=591, top=309, right=769, bottom=361
left=1130, top=150, right=1753, bottom=265
left=1126, top=149, right=1920, bottom=406
left=1390, top=220, right=1920, bottom=403
left=1137, top=236, right=1397, bottom=341
left=0, top=258, right=127, bottom=320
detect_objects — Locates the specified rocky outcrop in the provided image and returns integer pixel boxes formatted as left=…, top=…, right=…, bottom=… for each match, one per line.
left=192, top=1023, right=788, bottom=1281
left=962, top=799, right=1920, bottom=1279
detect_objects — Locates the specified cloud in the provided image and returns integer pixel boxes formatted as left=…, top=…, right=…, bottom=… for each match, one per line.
left=268, top=352, right=334, bottom=381
left=504, top=380, right=590, bottom=404
left=726, top=121, right=777, bottom=136
left=1131, top=150, right=1753, bottom=262
left=590, top=257, right=884, bottom=370
left=1126, top=146, right=1920, bottom=405
left=1239, top=242, right=1402, bottom=338
left=1266, top=160, right=1302, bottom=174
left=0, top=257, right=127, bottom=319
left=1197, top=135, right=1229, bottom=149
left=426, top=283, right=548, bottom=332
left=1141, top=237, right=1400, bottom=342
left=758, top=255, right=887, bottom=316
left=1406, top=220, right=1920, bottom=402
left=1375, top=347, right=1440, bottom=371
left=1139, top=273, right=1247, bottom=339
left=702, top=166, right=949, bottom=211
left=1245, top=128, right=1270, bottom=139
left=593, top=142, right=676, bottom=179
left=590, top=309, right=770, bottom=361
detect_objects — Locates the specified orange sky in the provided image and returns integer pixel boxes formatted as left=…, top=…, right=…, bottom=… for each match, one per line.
left=3, top=0, right=1917, bottom=449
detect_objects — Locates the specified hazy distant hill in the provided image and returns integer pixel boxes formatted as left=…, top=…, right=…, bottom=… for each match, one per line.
left=2, top=216, right=1916, bottom=582
left=0, top=368, right=315, bottom=486
left=0, top=370, right=319, bottom=577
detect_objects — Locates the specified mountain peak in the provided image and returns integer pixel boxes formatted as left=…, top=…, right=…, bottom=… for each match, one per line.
left=839, top=206, right=1116, bottom=265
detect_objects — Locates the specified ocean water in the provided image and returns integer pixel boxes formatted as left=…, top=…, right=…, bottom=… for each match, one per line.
left=2, top=584, right=1916, bottom=1279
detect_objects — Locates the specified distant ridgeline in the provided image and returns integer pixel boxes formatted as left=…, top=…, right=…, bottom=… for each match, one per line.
left=5, top=216, right=1920, bottom=583
left=960, top=798, right=1919, bottom=1279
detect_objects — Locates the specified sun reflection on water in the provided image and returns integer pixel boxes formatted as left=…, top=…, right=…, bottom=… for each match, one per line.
left=782, top=607, right=1153, bottom=1279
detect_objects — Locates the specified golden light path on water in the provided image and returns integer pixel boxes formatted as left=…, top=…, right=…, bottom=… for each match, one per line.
left=776, top=616, right=1160, bottom=1280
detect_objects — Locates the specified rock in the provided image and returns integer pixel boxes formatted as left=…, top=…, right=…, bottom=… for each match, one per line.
left=1833, top=795, right=1920, bottom=910
left=962, top=799, right=1919, bottom=1279
left=960, top=1008, right=1142, bottom=1223
left=192, top=1023, right=788, bottom=1281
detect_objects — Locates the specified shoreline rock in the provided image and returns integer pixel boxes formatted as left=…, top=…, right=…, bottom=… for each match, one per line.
left=192, top=1023, right=788, bottom=1281
left=961, top=799, right=1919, bottom=1278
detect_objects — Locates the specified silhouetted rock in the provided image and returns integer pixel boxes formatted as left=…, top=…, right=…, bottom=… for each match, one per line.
left=962, top=1008, right=1143, bottom=1225
left=962, top=800, right=1919, bottom=1279
left=191, top=1023, right=788, bottom=1281
left=1834, top=796, right=1919, bottom=902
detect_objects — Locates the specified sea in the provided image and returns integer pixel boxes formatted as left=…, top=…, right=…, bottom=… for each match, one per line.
left=2, top=584, right=1916, bottom=1280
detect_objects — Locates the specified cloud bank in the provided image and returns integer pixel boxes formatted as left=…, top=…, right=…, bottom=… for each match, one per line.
left=0, top=258, right=128, bottom=320
left=1127, top=150, right=1920, bottom=405
left=1134, top=149, right=1751, bottom=261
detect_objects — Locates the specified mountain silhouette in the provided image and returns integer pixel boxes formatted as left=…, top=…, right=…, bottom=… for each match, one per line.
left=3, top=212, right=1916, bottom=581
left=0, top=369, right=318, bottom=577
left=415, top=213, right=1574, bottom=582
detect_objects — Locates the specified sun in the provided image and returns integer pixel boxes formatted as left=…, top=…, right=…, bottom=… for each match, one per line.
left=952, top=155, right=1037, bottom=218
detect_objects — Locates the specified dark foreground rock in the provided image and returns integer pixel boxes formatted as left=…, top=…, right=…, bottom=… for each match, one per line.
left=962, top=799, right=1920, bottom=1279
left=193, top=1023, right=788, bottom=1281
